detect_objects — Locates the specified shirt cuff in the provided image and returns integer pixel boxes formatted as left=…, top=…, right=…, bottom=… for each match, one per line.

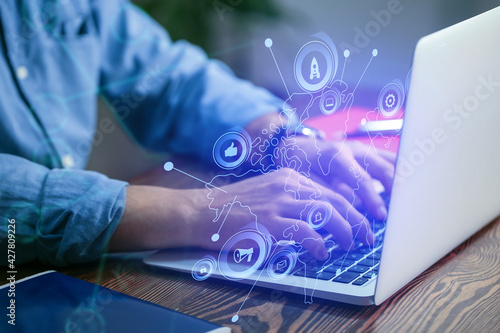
left=37, top=168, right=128, bottom=266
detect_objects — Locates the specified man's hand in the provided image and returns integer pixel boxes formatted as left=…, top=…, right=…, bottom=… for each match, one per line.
left=246, top=113, right=396, bottom=220
left=198, top=168, right=375, bottom=258
left=291, top=136, right=396, bottom=220
left=109, top=168, right=375, bottom=260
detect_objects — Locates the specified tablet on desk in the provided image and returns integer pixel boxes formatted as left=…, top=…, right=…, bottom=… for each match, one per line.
left=0, top=271, right=230, bottom=333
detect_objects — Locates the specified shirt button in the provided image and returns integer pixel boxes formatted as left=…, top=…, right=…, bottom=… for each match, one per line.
left=16, top=66, right=28, bottom=80
left=62, top=154, right=75, bottom=168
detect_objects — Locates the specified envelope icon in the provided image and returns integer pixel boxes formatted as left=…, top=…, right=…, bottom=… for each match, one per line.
left=276, top=259, right=288, bottom=272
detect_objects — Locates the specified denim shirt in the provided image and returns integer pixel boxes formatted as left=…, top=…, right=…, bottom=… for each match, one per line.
left=0, top=0, right=281, bottom=266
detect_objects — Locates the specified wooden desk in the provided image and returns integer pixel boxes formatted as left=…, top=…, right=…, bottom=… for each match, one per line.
left=6, top=215, right=499, bottom=333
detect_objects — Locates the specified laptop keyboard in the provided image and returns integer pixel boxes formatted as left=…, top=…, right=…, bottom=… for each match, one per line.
left=292, top=224, right=385, bottom=286
left=258, top=192, right=389, bottom=287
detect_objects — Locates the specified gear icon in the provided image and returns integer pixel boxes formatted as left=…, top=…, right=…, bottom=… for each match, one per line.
left=378, top=82, right=404, bottom=118
left=385, top=93, right=396, bottom=109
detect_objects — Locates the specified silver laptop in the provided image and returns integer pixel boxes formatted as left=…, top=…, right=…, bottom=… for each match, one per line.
left=144, top=6, right=500, bottom=308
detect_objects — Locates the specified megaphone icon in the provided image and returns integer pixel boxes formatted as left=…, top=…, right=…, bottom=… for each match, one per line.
left=233, top=248, right=254, bottom=263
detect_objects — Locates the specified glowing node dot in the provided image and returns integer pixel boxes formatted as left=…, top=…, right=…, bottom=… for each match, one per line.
left=164, top=161, right=174, bottom=171
left=343, top=49, right=350, bottom=58
left=372, top=49, right=378, bottom=57
left=231, top=315, right=239, bottom=323
left=265, top=38, right=273, bottom=48
left=361, top=118, right=367, bottom=125
left=211, top=234, right=220, bottom=242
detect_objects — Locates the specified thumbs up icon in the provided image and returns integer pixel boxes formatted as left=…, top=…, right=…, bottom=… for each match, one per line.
left=224, top=142, right=238, bottom=158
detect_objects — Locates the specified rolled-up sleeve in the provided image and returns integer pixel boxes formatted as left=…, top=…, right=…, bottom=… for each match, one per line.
left=0, top=154, right=127, bottom=266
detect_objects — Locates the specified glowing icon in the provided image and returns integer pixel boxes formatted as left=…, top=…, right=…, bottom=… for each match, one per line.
left=219, top=230, right=268, bottom=280
left=267, top=249, right=297, bottom=280
left=385, top=93, right=396, bottom=109
left=213, top=131, right=250, bottom=169
left=307, top=202, right=332, bottom=230
left=192, top=257, right=216, bottom=281
left=314, top=212, right=323, bottom=224
left=294, top=40, right=336, bottom=92
left=310, top=57, right=320, bottom=80
left=224, top=142, right=238, bottom=158
left=320, top=89, right=341, bottom=115
left=233, top=248, right=254, bottom=263
left=378, top=81, right=405, bottom=118
left=276, top=259, right=288, bottom=272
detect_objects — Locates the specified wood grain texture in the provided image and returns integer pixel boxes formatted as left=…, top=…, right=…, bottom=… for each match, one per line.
left=4, top=218, right=499, bottom=333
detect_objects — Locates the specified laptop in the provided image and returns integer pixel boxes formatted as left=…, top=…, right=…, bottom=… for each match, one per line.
left=144, top=6, right=500, bottom=307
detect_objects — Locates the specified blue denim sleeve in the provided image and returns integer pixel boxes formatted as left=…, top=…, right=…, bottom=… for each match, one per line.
left=0, top=154, right=127, bottom=267
left=94, top=0, right=283, bottom=162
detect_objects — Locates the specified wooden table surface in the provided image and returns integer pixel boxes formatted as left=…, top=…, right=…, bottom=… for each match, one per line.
left=7, top=216, right=499, bottom=333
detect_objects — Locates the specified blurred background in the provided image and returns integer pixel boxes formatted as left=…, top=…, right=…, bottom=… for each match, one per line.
left=131, top=0, right=499, bottom=104
left=88, top=0, right=499, bottom=179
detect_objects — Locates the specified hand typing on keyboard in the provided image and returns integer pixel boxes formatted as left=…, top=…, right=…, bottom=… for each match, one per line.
left=178, top=134, right=392, bottom=259
left=111, top=114, right=396, bottom=264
